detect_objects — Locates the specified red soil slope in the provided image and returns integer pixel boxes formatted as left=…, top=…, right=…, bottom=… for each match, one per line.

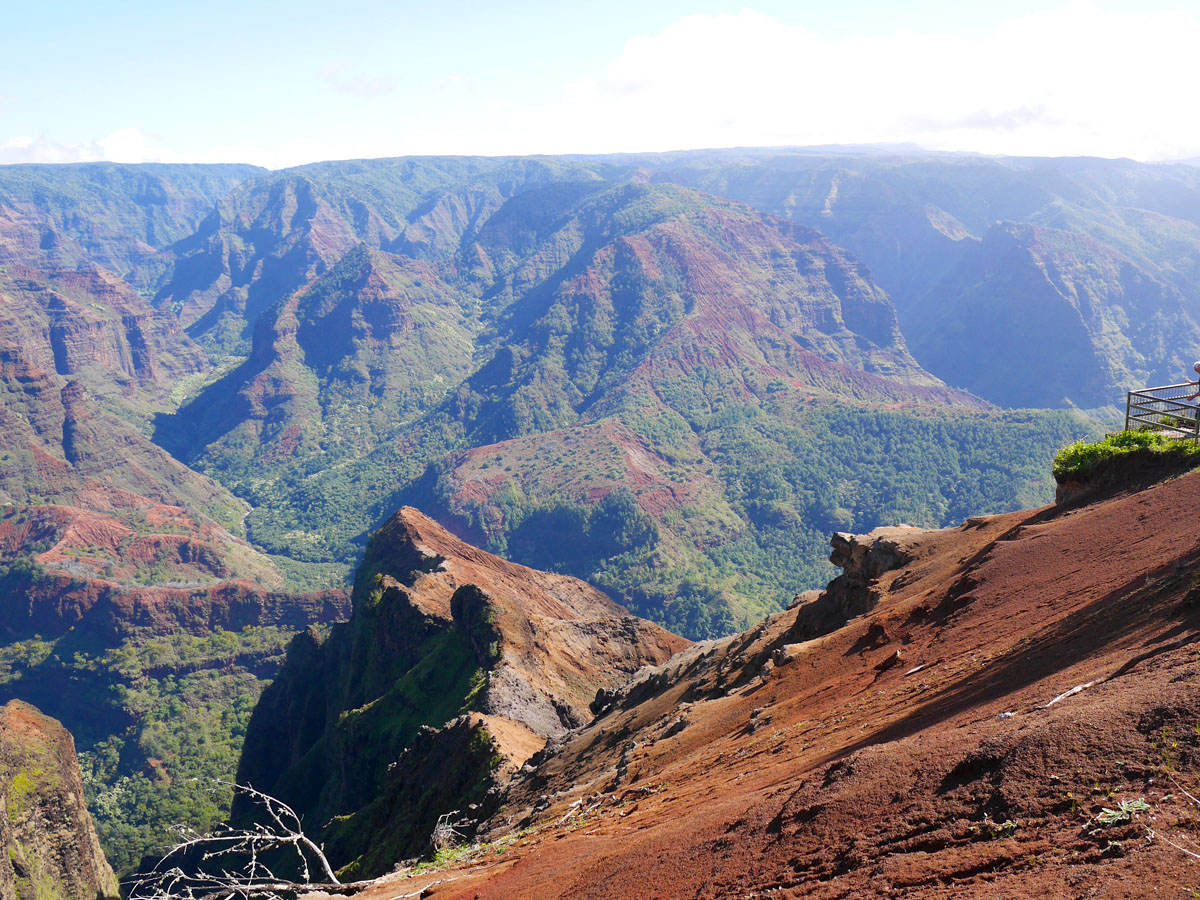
left=445, top=420, right=724, bottom=523
left=346, top=466, right=1200, bottom=899
left=0, top=486, right=348, bottom=639
left=1, top=499, right=269, bottom=586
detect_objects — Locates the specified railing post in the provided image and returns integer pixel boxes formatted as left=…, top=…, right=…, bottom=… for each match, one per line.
left=1123, top=384, right=1200, bottom=437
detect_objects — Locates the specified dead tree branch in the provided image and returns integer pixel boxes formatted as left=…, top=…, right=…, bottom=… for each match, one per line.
left=127, top=781, right=369, bottom=900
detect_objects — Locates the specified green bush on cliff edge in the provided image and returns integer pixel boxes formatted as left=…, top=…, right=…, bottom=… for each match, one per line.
left=1053, top=430, right=1200, bottom=481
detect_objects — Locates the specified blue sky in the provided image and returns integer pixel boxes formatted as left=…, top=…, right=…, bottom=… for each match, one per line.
left=4, top=1, right=1199, bottom=167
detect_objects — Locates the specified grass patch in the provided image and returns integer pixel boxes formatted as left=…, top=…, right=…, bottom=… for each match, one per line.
left=337, top=627, right=481, bottom=752
left=268, top=554, right=351, bottom=593
left=1053, top=430, right=1200, bottom=481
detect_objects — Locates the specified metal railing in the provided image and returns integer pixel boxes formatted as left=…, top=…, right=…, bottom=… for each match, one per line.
left=1125, top=382, right=1200, bottom=439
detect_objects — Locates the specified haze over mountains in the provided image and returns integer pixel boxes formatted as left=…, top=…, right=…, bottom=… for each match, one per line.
left=132, top=152, right=1114, bottom=627
left=654, top=151, right=1200, bottom=406
left=4, top=146, right=1200, bottom=868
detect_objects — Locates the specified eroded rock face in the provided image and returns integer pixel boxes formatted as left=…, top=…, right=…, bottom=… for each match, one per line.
left=236, top=507, right=688, bottom=877
left=791, top=525, right=924, bottom=640
left=0, top=700, right=118, bottom=900
left=0, top=265, right=208, bottom=400
left=1054, top=446, right=1200, bottom=507
left=323, top=712, right=536, bottom=882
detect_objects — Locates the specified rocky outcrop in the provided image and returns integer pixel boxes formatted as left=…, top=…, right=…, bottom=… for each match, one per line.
left=0, top=700, right=118, bottom=900
left=236, top=506, right=687, bottom=877
left=0, top=265, right=209, bottom=402
left=790, top=524, right=924, bottom=639
left=0, top=567, right=348, bottom=643
left=323, top=712, right=535, bottom=881
left=415, top=468, right=1200, bottom=900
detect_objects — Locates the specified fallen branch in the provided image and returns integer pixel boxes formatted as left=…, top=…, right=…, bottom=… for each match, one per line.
left=127, top=781, right=355, bottom=900
left=1043, top=681, right=1094, bottom=708
left=382, top=880, right=445, bottom=900
left=192, top=880, right=375, bottom=900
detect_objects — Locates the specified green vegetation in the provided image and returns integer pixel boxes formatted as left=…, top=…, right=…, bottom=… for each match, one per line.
left=411, top=404, right=1097, bottom=637
left=3, top=743, right=67, bottom=900
left=977, top=816, right=1018, bottom=839
left=335, top=627, right=481, bottom=762
left=235, top=551, right=507, bottom=876
left=1053, top=430, right=1200, bottom=480
left=323, top=691, right=500, bottom=880
left=695, top=404, right=1095, bottom=622
left=7, top=767, right=45, bottom=822
left=0, top=625, right=304, bottom=872
left=0, top=162, right=262, bottom=277
left=319, top=648, right=496, bottom=883
left=1095, top=797, right=1151, bottom=827
left=157, top=174, right=1103, bottom=637
left=672, top=152, right=1200, bottom=411
left=6, top=151, right=1180, bottom=876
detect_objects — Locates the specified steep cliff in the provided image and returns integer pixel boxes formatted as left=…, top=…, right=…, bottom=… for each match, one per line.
left=906, top=222, right=1200, bottom=408
left=149, top=168, right=1094, bottom=640
left=654, top=151, right=1200, bottom=410
left=0, top=700, right=118, bottom=900
left=236, top=506, right=687, bottom=877
left=0, top=162, right=262, bottom=275
left=340, top=456, right=1200, bottom=899
left=0, top=265, right=208, bottom=408
left=155, top=245, right=475, bottom=495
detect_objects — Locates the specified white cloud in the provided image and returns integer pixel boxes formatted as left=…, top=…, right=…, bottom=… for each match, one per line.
left=432, top=74, right=472, bottom=90
left=0, top=129, right=184, bottom=165
left=492, top=3, right=1200, bottom=160
left=6, top=4, right=1200, bottom=166
left=96, top=128, right=180, bottom=163
left=0, top=129, right=390, bottom=170
left=317, top=60, right=398, bottom=99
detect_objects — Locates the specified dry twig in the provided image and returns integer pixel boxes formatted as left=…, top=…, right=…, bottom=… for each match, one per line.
left=127, top=780, right=368, bottom=900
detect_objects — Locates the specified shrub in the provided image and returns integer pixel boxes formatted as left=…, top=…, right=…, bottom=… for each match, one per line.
left=1052, top=431, right=1200, bottom=481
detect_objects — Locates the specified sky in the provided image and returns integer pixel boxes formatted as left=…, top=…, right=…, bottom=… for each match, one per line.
left=3, top=0, right=1200, bottom=168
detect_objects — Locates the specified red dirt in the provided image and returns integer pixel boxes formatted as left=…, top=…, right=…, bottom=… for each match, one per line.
left=4, top=568, right=348, bottom=639
left=72, top=483, right=158, bottom=514
left=346, top=469, right=1200, bottom=899
left=1, top=500, right=240, bottom=584
left=446, top=420, right=721, bottom=523
left=378, top=508, right=689, bottom=720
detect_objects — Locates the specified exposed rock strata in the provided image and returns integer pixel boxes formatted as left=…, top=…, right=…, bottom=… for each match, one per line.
left=790, top=524, right=923, bottom=639
left=0, top=265, right=208, bottom=397
left=236, top=506, right=687, bottom=877
left=0, top=700, right=118, bottom=900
